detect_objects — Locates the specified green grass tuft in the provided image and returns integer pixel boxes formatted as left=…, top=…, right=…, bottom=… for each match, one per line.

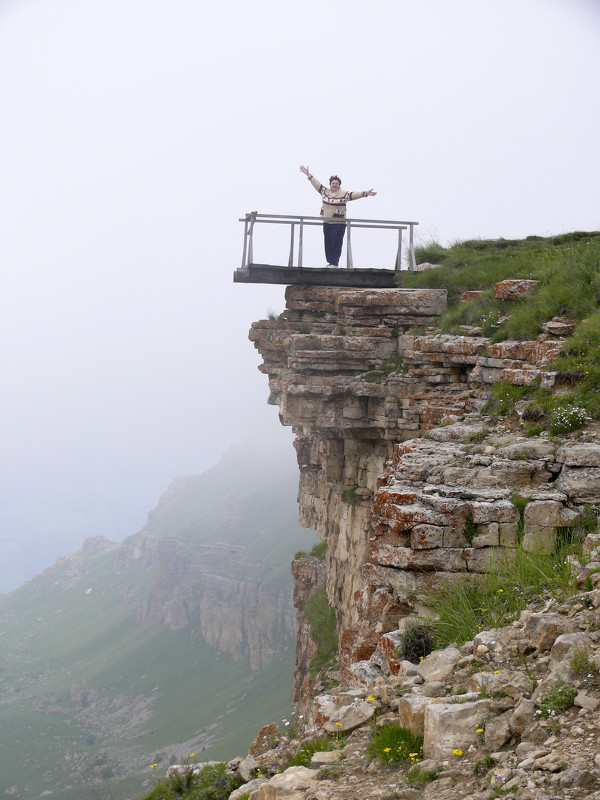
left=367, top=723, right=423, bottom=766
left=286, top=736, right=336, bottom=768
left=304, top=586, right=338, bottom=675
left=421, top=541, right=585, bottom=648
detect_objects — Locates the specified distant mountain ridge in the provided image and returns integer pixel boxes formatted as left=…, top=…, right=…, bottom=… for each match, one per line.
left=0, top=443, right=313, bottom=800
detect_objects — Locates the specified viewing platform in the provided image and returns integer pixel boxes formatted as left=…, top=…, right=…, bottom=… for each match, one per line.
left=233, top=212, right=418, bottom=288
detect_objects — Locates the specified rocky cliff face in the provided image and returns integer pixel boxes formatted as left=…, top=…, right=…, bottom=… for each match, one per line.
left=290, top=554, right=327, bottom=713
left=250, top=283, right=579, bottom=682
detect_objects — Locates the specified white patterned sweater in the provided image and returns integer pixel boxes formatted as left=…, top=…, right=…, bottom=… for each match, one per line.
left=308, top=175, right=370, bottom=218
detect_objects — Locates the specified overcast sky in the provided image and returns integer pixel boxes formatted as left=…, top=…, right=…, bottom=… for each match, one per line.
left=1, top=0, right=599, bottom=591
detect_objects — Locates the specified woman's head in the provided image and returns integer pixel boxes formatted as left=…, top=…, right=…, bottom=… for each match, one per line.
left=329, top=175, right=342, bottom=190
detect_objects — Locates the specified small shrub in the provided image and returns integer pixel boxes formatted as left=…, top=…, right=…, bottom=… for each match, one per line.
left=510, top=494, right=532, bottom=543
left=473, top=754, right=495, bottom=774
left=522, top=406, right=546, bottom=421
left=367, top=723, right=424, bottom=766
left=464, top=509, right=477, bottom=544
left=482, top=382, right=530, bottom=417
left=524, top=423, right=544, bottom=437
left=304, top=335, right=322, bottom=350
left=363, top=370, right=383, bottom=383
left=407, top=764, right=442, bottom=785
left=399, top=621, right=434, bottom=663
left=570, top=646, right=597, bottom=676
left=468, top=431, right=487, bottom=443
left=286, top=737, right=334, bottom=768
left=537, top=681, right=578, bottom=718
left=342, top=487, right=359, bottom=504
left=310, top=540, right=327, bottom=559
left=294, top=541, right=327, bottom=561
left=550, top=404, right=587, bottom=435
left=142, top=762, right=243, bottom=800
left=581, top=567, right=600, bottom=592
left=481, top=308, right=502, bottom=336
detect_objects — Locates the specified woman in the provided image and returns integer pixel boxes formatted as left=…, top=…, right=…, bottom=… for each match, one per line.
left=299, top=165, right=376, bottom=266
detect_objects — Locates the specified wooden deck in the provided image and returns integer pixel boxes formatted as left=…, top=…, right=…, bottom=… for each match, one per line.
left=233, top=263, right=400, bottom=288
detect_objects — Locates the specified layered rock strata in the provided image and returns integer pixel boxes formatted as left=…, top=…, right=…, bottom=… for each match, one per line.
left=250, top=285, right=572, bottom=676
left=348, top=433, right=600, bottom=681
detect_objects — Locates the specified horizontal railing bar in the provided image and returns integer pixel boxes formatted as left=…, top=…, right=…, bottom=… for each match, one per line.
left=239, top=212, right=418, bottom=227
left=239, top=218, right=408, bottom=232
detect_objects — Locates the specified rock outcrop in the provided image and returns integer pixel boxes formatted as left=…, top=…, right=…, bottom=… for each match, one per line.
left=226, top=589, right=600, bottom=800
left=250, top=284, right=576, bottom=676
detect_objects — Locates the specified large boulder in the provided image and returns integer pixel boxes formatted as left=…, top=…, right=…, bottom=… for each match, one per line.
left=322, top=699, right=375, bottom=734
left=258, top=767, right=319, bottom=800
left=417, top=647, right=461, bottom=682
left=423, top=699, right=492, bottom=759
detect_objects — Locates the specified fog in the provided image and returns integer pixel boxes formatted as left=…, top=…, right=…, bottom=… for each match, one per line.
left=1, top=0, right=598, bottom=591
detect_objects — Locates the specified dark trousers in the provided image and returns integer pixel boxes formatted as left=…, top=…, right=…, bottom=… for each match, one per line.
left=323, top=220, right=346, bottom=266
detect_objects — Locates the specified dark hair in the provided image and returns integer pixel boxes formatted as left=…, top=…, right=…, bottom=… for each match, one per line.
left=329, top=175, right=342, bottom=186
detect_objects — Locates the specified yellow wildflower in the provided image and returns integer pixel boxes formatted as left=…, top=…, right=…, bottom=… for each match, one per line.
left=453, top=749, right=463, bottom=756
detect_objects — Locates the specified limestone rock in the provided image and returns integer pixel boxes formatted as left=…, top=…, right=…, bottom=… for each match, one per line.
left=249, top=723, right=280, bottom=757
left=238, top=755, right=259, bottom=782
left=522, top=613, right=572, bottom=651
left=230, top=777, right=266, bottom=799
left=322, top=700, right=375, bottom=734
left=550, top=632, right=592, bottom=662
left=417, top=647, right=461, bottom=682
left=556, top=443, right=600, bottom=467
left=557, top=466, right=600, bottom=503
left=310, top=750, right=342, bottom=768
left=493, top=280, right=538, bottom=299
left=258, top=766, right=319, bottom=800
left=423, top=699, right=492, bottom=759
left=483, top=711, right=512, bottom=751
left=397, top=694, right=440, bottom=737
left=510, top=698, right=536, bottom=734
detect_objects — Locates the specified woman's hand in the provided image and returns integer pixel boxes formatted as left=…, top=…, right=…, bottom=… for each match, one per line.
left=300, top=165, right=310, bottom=177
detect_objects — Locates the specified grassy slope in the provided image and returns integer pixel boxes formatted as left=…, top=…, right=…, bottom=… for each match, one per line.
left=406, top=231, right=600, bottom=340
left=405, top=231, right=600, bottom=427
left=0, top=445, right=315, bottom=800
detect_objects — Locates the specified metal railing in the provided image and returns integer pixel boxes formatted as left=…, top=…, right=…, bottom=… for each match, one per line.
left=239, top=213, right=419, bottom=271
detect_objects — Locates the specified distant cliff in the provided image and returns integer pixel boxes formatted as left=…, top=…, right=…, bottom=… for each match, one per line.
left=0, top=444, right=313, bottom=799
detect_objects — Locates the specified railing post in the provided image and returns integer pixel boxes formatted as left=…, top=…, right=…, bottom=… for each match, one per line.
left=298, top=218, right=304, bottom=268
left=395, top=227, right=403, bottom=271
left=288, top=222, right=295, bottom=268
left=241, top=216, right=249, bottom=268
left=248, top=212, right=256, bottom=265
left=346, top=220, right=353, bottom=269
left=409, top=223, right=416, bottom=271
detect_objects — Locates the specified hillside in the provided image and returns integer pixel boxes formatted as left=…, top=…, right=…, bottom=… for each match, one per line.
left=0, top=443, right=315, bottom=800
